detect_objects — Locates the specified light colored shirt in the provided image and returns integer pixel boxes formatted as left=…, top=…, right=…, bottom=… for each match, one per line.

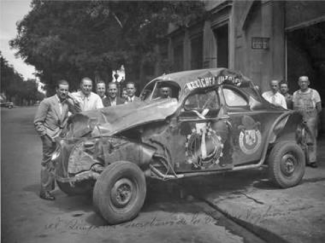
left=293, top=88, right=321, bottom=119
left=128, top=96, right=136, bottom=102
left=55, top=94, right=63, bottom=116
left=262, top=91, right=287, bottom=109
left=110, top=98, right=117, bottom=106
left=70, top=91, right=103, bottom=112
left=293, top=88, right=321, bottom=109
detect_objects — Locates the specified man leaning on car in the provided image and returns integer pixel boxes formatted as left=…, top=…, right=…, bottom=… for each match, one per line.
left=34, top=80, right=75, bottom=200
left=69, top=77, right=104, bottom=112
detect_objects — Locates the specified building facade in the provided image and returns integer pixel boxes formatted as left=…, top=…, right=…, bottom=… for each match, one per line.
left=159, top=0, right=325, bottom=131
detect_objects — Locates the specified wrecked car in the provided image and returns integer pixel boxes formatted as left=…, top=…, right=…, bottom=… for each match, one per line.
left=52, top=68, right=308, bottom=224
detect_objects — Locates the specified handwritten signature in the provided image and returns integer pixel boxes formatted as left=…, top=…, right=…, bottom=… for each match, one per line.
left=45, top=213, right=217, bottom=232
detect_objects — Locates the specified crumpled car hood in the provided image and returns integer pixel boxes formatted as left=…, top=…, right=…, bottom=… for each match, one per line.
left=67, top=98, right=178, bottom=138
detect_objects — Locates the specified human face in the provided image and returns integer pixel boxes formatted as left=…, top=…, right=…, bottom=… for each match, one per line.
left=108, top=83, right=118, bottom=99
left=80, top=79, right=93, bottom=96
left=122, top=90, right=128, bottom=99
left=298, top=76, right=309, bottom=92
left=96, top=83, right=106, bottom=98
left=126, top=83, right=136, bottom=97
left=56, top=84, right=69, bottom=101
left=280, top=84, right=288, bottom=95
left=270, top=80, right=279, bottom=93
left=160, top=87, right=171, bottom=98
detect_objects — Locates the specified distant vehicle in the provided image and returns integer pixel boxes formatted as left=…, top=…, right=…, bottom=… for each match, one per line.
left=52, top=68, right=308, bottom=225
left=0, top=101, right=14, bottom=109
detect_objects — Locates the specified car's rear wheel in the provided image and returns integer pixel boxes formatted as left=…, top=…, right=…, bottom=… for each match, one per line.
left=57, top=180, right=93, bottom=196
left=93, top=161, right=146, bottom=225
left=268, top=141, right=305, bottom=188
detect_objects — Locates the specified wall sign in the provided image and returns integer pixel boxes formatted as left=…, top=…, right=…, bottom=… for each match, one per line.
left=251, top=37, right=270, bottom=50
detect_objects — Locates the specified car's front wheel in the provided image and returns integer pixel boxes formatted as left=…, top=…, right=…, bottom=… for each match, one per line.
left=93, top=161, right=146, bottom=225
left=268, top=141, right=305, bottom=188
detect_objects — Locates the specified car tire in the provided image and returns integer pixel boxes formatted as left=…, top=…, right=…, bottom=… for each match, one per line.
left=268, top=141, right=305, bottom=188
left=93, top=161, right=146, bottom=225
left=57, top=180, right=93, bottom=196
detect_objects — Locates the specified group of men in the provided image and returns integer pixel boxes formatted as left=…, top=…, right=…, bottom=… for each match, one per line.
left=262, top=76, right=322, bottom=169
left=34, top=77, right=140, bottom=200
left=34, top=74, right=322, bottom=200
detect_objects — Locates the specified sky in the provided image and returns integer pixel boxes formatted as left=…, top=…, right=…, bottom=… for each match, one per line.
left=0, top=0, right=36, bottom=80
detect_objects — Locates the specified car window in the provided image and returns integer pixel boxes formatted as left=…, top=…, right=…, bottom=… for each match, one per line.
left=141, top=80, right=180, bottom=101
left=223, top=88, right=248, bottom=106
left=184, top=90, right=219, bottom=111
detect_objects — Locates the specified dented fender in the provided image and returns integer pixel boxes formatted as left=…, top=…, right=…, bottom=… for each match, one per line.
left=55, top=136, right=156, bottom=178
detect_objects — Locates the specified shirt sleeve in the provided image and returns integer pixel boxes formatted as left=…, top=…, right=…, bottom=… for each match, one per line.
left=281, top=95, right=287, bottom=109
left=262, top=92, right=267, bottom=100
left=292, top=91, right=298, bottom=108
left=96, top=96, right=104, bottom=109
left=67, top=92, right=82, bottom=113
left=312, top=89, right=321, bottom=104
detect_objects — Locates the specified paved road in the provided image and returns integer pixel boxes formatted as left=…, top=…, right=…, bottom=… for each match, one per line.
left=1, top=107, right=264, bottom=243
left=180, top=139, right=325, bottom=243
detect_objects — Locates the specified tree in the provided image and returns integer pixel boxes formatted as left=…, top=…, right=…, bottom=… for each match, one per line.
left=1, top=52, right=24, bottom=101
left=10, top=0, right=205, bottom=94
left=1, top=52, right=44, bottom=105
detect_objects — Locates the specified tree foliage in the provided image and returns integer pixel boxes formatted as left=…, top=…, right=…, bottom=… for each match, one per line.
left=10, top=0, right=205, bottom=94
left=1, top=52, right=44, bottom=105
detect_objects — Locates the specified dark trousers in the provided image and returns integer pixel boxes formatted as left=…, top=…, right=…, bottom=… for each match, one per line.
left=40, top=135, right=56, bottom=192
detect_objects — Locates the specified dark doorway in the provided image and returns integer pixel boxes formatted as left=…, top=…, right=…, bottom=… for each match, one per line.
left=287, top=21, right=325, bottom=134
left=214, top=24, right=229, bottom=68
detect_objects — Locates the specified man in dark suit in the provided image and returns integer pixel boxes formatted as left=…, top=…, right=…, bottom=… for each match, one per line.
left=34, top=80, right=74, bottom=200
left=103, top=82, right=125, bottom=107
left=126, top=81, right=141, bottom=102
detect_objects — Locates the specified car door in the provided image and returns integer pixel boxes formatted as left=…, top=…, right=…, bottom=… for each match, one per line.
left=220, top=86, right=281, bottom=166
left=172, top=88, right=233, bottom=172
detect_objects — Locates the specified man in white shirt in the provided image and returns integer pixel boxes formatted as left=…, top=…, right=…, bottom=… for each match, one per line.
left=262, top=80, right=287, bottom=109
left=96, top=81, right=106, bottom=100
left=293, top=76, right=322, bottom=168
left=69, top=77, right=103, bottom=112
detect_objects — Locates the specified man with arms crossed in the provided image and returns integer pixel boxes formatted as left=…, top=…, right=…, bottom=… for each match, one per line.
left=293, top=76, right=322, bottom=168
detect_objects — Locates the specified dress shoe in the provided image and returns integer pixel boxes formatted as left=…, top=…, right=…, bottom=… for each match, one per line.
left=40, top=191, right=56, bottom=201
left=308, top=162, right=318, bottom=168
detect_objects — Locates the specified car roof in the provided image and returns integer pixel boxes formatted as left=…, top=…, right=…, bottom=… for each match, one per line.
left=149, top=68, right=253, bottom=96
